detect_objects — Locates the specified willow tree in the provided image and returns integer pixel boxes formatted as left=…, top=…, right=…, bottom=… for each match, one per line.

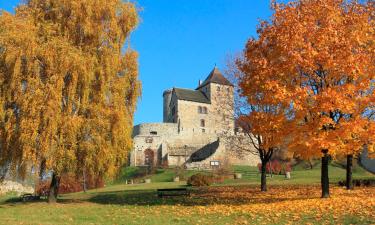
left=0, top=0, right=140, bottom=202
left=241, top=0, right=374, bottom=197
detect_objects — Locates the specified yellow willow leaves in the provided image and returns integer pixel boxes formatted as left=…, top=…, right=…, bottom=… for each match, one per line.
left=0, top=0, right=140, bottom=180
left=238, top=0, right=375, bottom=160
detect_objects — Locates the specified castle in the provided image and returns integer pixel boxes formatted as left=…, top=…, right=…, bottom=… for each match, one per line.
left=130, top=67, right=259, bottom=169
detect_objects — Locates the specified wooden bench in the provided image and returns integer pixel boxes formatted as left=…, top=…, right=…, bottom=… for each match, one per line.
left=20, top=193, right=40, bottom=202
left=157, top=188, right=190, bottom=197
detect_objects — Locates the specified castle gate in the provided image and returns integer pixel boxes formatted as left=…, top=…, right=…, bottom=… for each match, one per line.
left=144, top=149, right=155, bottom=166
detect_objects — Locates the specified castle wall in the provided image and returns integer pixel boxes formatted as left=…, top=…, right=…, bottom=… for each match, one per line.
left=131, top=124, right=260, bottom=168
left=133, top=123, right=178, bottom=137
left=131, top=123, right=178, bottom=166
left=131, top=135, right=163, bottom=166
left=167, top=93, right=178, bottom=123
left=177, top=100, right=212, bottom=133
left=201, top=83, right=235, bottom=134
left=163, top=89, right=173, bottom=122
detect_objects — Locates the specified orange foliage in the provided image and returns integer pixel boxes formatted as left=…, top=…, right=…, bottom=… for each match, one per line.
left=238, top=0, right=374, bottom=159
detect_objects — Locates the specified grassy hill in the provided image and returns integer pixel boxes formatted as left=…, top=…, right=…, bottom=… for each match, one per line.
left=115, top=162, right=374, bottom=186
left=0, top=164, right=373, bottom=225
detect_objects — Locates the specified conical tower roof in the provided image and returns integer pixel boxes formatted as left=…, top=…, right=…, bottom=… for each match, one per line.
left=197, top=67, right=233, bottom=89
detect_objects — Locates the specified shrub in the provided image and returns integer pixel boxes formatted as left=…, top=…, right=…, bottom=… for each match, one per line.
left=257, top=160, right=292, bottom=175
left=211, top=174, right=225, bottom=183
left=35, top=173, right=104, bottom=195
left=35, top=181, right=49, bottom=196
left=338, top=179, right=375, bottom=187
left=59, top=174, right=104, bottom=194
left=283, top=163, right=292, bottom=173
left=271, top=161, right=282, bottom=174
left=187, top=173, right=212, bottom=187
left=213, top=166, right=233, bottom=181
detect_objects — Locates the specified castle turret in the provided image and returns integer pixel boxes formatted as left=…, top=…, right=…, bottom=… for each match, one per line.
left=163, top=89, right=173, bottom=122
left=197, top=67, right=235, bottom=133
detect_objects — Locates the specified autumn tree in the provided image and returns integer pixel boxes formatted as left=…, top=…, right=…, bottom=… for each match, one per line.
left=222, top=57, right=289, bottom=192
left=0, top=0, right=140, bottom=202
left=238, top=0, right=374, bottom=197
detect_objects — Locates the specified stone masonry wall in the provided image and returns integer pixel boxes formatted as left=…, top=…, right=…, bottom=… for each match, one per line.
left=177, top=100, right=212, bottom=133
left=133, top=123, right=178, bottom=137
left=209, top=83, right=235, bottom=134
left=131, top=124, right=260, bottom=168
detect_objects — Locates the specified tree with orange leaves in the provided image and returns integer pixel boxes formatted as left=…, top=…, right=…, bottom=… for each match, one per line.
left=238, top=0, right=374, bottom=197
left=233, top=56, right=290, bottom=192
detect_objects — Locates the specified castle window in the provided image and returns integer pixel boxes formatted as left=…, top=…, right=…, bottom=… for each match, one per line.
left=200, top=119, right=205, bottom=127
left=145, top=137, right=153, bottom=143
left=202, top=129, right=205, bottom=133
left=198, top=106, right=208, bottom=114
left=217, top=86, right=221, bottom=91
left=150, top=131, right=157, bottom=135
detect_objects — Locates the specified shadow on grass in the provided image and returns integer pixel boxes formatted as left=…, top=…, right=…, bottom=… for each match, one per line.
left=75, top=186, right=318, bottom=207
left=0, top=196, right=48, bottom=206
left=1, top=185, right=321, bottom=207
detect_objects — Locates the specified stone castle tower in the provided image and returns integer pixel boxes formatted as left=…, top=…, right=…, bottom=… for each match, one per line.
left=162, top=67, right=235, bottom=134
left=130, top=67, right=259, bottom=169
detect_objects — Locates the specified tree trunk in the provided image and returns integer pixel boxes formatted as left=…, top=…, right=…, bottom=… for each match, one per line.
left=48, top=172, right=60, bottom=203
left=346, top=154, right=353, bottom=190
left=269, top=161, right=273, bottom=178
left=36, top=159, right=46, bottom=196
left=82, top=170, right=87, bottom=193
left=308, top=159, right=313, bottom=170
left=321, top=149, right=330, bottom=198
left=261, top=161, right=267, bottom=192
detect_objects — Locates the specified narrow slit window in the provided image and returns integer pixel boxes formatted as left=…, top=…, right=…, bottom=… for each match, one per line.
left=200, top=119, right=205, bottom=127
left=203, top=107, right=207, bottom=114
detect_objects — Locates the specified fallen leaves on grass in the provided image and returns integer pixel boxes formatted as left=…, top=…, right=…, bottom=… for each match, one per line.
left=159, top=185, right=375, bottom=223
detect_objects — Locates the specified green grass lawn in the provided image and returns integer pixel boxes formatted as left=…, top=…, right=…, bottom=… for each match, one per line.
left=0, top=164, right=373, bottom=225
left=115, top=163, right=374, bottom=186
left=225, top=162, right=374, bottom=186
left=115, top=166, right=207, bottom=184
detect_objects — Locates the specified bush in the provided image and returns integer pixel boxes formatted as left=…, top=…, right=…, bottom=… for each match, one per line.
left=211, top=174, right=225, bottom=183
left=187, top=173, right=212, bottom=187
left=271, top=161, right=282, bottom=174
left=59, top=174, right=104, bottom=194
left=35, top=181, right=50, bottom=196
left=35, top=173, right=104, bottom=195
left=257, top=160, right=292, bottom=175
left=338, top=179, right=375, bottom=187
left=283, top=163, right=292, bottom=173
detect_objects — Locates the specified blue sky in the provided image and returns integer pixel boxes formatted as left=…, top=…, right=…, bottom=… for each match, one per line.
left=0, top=0, right=274, bottom=125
